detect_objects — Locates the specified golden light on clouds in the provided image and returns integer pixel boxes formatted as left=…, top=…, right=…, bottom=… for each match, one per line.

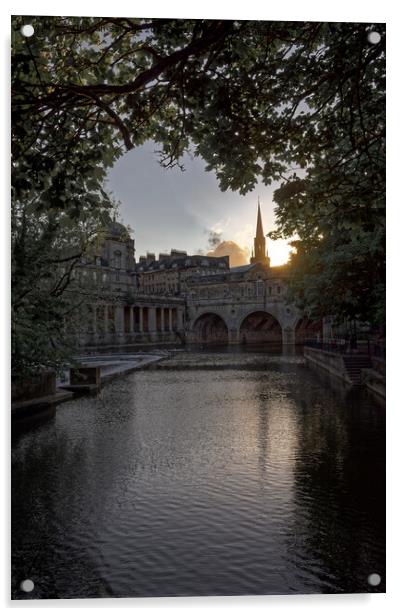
left=207, top=237, right=294, bottom=267
left=208, top=241, right=250, bottom=267
left=208, top=199, right=295, bottom=267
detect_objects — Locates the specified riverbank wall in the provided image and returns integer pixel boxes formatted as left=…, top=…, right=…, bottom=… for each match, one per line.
left=304, top=346, right=385, bottom=399
left=12, top=372, right=74, bottom=419
left=361, top=367, right=386, bottom=400
left=12, top=353, right=169, bottom=427
left=304, top=347, right=353, bottom=384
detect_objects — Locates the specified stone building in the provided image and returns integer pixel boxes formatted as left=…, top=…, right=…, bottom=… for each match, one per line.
left=71, top=204, right=319, bottom=350
left=74, top=219, right=137, bottom=294
left=136, top=251, right=230, bottom=297
left=72, top=220, right=186, bottom=349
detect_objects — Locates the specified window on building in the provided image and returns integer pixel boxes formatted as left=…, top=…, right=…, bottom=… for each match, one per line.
left=114, top=251, right=122, bottom=269
left=277, top=285, right=281, bottom=294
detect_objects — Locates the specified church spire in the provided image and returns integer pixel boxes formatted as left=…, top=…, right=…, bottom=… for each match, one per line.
left=256, top=197, right=264, bottom=239
left=250, top=198, right=270, bottom=267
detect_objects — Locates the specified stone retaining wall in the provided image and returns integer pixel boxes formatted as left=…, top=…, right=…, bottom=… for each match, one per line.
left=304, top=347, right=351, bottom=384
left=12, top=371, right=56, bottom=402
left=361, top=368, right=386, bottom=399
left=372, top=357, right=386, bottom=377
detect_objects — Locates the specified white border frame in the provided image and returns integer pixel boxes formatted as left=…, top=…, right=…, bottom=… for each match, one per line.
left=2, top=2, right=400, bottom=614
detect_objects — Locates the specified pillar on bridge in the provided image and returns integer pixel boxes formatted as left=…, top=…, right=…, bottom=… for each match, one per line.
left=228, top=328, right=240, bottom=344
left=168, top=308, right=173, bottom=332
left=129, top=306, right=134, bottom=333
left=282, top=326, right=295, bottom=346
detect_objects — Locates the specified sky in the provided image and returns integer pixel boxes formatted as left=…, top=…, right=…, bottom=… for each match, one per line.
left=106, top=140, right=293, bottom=266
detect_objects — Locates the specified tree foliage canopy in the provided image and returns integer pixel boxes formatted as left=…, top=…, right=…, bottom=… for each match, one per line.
left=13, top=18, right=384, bottom=190
left=11, top=16, right=385, bottom=374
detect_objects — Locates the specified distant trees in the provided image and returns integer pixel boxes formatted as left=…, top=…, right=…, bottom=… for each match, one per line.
left=11, top=17, right=385, bottom=373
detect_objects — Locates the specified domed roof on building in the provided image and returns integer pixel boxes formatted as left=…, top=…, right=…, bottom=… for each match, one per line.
left=105, top=219, right=130, bottom=240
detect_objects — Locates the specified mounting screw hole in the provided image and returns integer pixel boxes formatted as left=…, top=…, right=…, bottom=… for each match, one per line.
left=20, top=578, right=34, bottom=592
left=21, top=24, right=34, bottom=38
left=367, top=573, right=381, bottom=586
left=367, top=31, right=381, bottom=45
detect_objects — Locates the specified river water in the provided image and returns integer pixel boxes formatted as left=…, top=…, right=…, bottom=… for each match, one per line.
left=11, top=350, right=385, bottom=599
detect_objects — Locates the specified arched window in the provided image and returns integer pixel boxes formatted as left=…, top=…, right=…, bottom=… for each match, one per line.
left=114, top=250, right=122, bottom=269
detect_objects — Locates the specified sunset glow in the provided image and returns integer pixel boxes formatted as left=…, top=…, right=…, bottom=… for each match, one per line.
left=267, top=238, right=295, bottom=266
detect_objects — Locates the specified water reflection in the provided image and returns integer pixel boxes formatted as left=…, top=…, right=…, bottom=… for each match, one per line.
left=12, top=351, right=385, bottom=598
left=288, top=377, right=385, bottom=593
left=12, top=404, right=56, bottom=440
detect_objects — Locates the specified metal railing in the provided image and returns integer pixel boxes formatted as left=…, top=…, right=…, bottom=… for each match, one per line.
left=304, top=338, right=386, bottom=359
left=304, top=339, right=348, bottom=354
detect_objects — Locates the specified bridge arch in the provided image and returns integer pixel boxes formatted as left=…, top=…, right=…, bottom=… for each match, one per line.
left=239, top=311, right=283, bottom=345
left=192, top=312, right=229, bottom=345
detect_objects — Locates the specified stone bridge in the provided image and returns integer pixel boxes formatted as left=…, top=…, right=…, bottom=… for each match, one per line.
left=77, top=293, right=320, bottom=350
left=185, top=297, right=320, bottom=347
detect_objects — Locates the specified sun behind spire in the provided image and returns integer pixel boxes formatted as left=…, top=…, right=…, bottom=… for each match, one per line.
left=250, top=199, right=270, bottom=267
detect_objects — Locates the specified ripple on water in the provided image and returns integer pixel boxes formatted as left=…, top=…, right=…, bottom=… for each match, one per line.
left=12, top=353, right=385, bottom=598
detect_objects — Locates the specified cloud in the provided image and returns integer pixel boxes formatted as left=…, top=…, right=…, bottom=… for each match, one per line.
left=207, top=229, right=222, bottom=249
left=207, top=240, right=250, bottom=267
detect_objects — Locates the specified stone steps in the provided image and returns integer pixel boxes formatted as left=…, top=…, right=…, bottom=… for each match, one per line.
left=343, top=355, right=372, bottom=384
